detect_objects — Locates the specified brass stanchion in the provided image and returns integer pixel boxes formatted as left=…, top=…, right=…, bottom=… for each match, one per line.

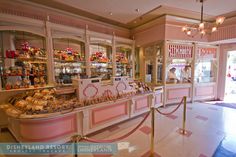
left=180, top=96, right=187, bottom=135
left=150, top=107, right=155, bottom=157
left=72, top=135, right=83, bottom=157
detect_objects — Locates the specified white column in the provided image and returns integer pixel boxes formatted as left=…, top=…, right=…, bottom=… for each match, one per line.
left=163, top=40, right=167, bottom=106
left=132, top=40, right=135, bottom=79
left=191, top=44, right=197, bottom=103
left=112, top=33, right=116, bottom=77
left=85, top=25, right=91, bottom=77
left=139, top=47, right=145, bottom=82
left=45, top=17, right=55, bottom=86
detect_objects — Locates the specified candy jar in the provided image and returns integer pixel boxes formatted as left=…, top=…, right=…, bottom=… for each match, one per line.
left=17, top=67, right=23, bottom=76
left=14, top=81, right=21, bottom=89
left=40, top=76, right=46, bottom=87
left=5, top=82, right=11, bottom=90
left=34, top=77, right=40, bottom=88
left=5, top=69, right=11, bottom=76
left=23, top=78, right=30, bottom=88
left=39, top=64, right=45, bottom=75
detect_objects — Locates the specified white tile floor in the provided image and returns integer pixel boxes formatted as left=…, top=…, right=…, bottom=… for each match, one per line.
left=1, top=102, right=236, bottom=157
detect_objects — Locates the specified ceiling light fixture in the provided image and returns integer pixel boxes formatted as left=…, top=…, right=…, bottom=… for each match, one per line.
left=182, top=0, right=225, bottom=37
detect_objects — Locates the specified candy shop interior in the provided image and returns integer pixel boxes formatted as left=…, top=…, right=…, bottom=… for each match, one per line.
left=0, top=0, right=236, bottom=157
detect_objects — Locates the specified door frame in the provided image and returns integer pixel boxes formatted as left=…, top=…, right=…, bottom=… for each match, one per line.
left=218, top=44, right=236, bottom=100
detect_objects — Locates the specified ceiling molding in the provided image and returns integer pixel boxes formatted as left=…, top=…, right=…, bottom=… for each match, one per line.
left=15, top=0, right=130, bottom=31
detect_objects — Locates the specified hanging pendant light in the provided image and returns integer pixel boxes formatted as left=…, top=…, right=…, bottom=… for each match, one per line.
left=182, top=0, right=225, bottom=37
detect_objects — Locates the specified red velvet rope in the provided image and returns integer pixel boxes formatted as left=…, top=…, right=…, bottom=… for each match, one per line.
left=83, top=111, right=150, bottom=143
left=155, top=97, right=184, bottom=116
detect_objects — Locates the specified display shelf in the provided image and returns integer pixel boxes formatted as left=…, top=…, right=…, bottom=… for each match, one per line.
left=53, top=38, right=86, bottom=85
left=0, top=31, right=48, bottom=91
left=89, top=43, right=112, bottom=80
left=0, top=85, right=54, bottom=92
left=115, top=46, right=132, bottom=77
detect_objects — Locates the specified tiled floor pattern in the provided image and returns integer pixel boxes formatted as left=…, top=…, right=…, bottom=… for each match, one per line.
left=1, top=102, right=236, bottom=157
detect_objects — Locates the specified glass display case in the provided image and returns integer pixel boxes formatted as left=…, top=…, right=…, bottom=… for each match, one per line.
left=90, top=43, right=112, bottom=80
left=116, top=46, right=132, bottom=77
left=0, top=31, right=47, bottom=90
left=166, top=58, right=192, bottom=84
left=194, top=60, right=217, bottom=83
left=53, top=38, right=85, bottom=85
left=144, top=44, right=163, bottom=84
left=194, top=46, right=218, bottom=83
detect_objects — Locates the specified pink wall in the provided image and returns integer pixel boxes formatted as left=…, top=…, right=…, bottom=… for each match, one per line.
left=209, top=25, right=236, bottom=42
left=0, top=1, right=130, bottom=38
left=165, top=25, right=208, bottom=42
left=133, top=24, right=165, bottom=46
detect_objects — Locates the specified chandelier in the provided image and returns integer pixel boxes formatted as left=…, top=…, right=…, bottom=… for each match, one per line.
left=182, top=0, right=225, bottom=37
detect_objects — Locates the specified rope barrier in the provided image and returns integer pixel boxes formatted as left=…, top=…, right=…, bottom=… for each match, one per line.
left=155, top=97, right=184, bottom=116
left=82, top=111, right=150, bottom=143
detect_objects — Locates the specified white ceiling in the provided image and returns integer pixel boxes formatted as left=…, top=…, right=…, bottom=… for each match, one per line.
left=54, top=0, right=236, bottom=24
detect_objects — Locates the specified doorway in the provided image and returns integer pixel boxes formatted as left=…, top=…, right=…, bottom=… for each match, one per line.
left=224, top=51, right=236, bottom=102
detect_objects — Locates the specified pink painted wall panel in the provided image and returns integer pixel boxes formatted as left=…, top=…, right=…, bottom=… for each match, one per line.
left=165, top=25, right=208, bottom=42
left=195, top=86, right=214, bottom=96
left=133, top=24, right=165, bottom=46
left=155, top=94, right=162, bottom=104
left=135, top=96, right=148, bottom=111
left=209, top=25, right=236, bottom=42
left=19, top=115, right=77, bottom=142
left=91, top=102, right=128, bottom=126
left=167, top=88, right=190, bottom=100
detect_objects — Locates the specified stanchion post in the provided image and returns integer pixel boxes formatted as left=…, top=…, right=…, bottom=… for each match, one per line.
left=71, top=135, right=78, bottom=157
left=181, top=96, right=187, bottom=134
left=150, top=107, right=155, bottom=157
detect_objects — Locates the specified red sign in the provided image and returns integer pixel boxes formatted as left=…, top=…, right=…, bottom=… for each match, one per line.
left=168, top=44, right=193, bottom=58
left=198, top=47, right=217, bottom=58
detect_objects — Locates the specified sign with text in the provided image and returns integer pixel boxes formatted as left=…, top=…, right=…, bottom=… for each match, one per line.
left=168, top=44, right=193, bottom=58
left=198, top=47, right=217, bottom=58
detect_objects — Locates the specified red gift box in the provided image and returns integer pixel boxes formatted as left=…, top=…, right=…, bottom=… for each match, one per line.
left=6, top=50, right=17, bottom=58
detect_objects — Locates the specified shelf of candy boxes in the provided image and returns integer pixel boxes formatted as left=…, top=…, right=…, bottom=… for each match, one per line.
left=90, top=52, right=110, bottom=63
left=4, top=76, right=46, bottom=90
left=5, top=42, right=46, bottom=60
left=116, top=52, right=129, bottom=64
left=2, top=64, right=46, bottom=77
left=54, top=48, right=84, bottom=62
left=129, top=81, right=152, bottom=94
